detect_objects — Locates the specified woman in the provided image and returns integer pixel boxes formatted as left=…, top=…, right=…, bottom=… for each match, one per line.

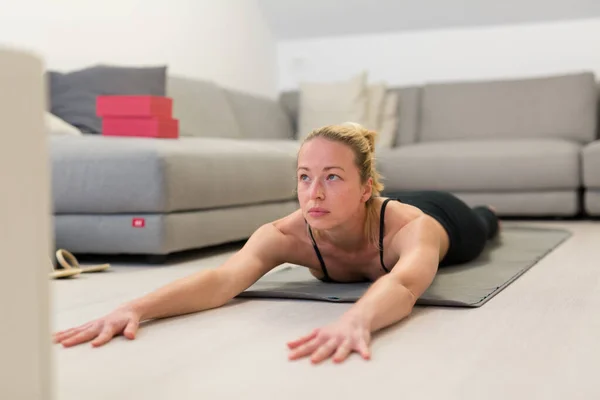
left=53, top=123, right=500, bottom=364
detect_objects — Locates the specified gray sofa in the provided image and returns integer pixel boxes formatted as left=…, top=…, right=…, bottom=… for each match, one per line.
left=50, top=71, right=600, bottom=257
left=50, top=75, right=302, bottom=257
left=283, top=71, right=599, bottom=217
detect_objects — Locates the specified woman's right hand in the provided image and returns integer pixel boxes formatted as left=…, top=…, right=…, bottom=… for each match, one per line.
left=53, top=305, right=142, bottom=348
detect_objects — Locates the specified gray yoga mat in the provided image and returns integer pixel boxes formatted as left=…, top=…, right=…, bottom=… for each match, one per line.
left=237, top=226, right=571, bottom=307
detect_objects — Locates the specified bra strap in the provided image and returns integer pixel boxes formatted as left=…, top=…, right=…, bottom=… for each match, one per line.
left=379, top=199, right=392, bottom=273
left=306, top=223, right=332, bottom=281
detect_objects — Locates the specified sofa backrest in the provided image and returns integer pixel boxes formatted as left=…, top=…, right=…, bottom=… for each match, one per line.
left=223, top=89, right=295, bottom=140
left=279, top=86, right=421, bottom=146
left=393, top=86, right=421, bottom=146
left=597, top=81, right=600, bottom=140
left=167, top=75, right=243, bottom=139
left=418, top=71, right=598, bottom=143
left=167, top=75, right=294, bottom=141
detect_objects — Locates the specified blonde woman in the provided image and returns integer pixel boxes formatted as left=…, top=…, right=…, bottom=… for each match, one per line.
left=54, top=123, right=499, bottom=364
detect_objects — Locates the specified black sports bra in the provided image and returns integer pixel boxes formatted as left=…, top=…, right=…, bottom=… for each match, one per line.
left=307, top=198, right=395, bottom=282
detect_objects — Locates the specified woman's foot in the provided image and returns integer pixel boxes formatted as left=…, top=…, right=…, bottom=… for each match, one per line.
left=487, top=205, right=502, bottom=232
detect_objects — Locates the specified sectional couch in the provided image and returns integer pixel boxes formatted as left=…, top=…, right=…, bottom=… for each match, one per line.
left=48, top=68, right=600, bottom=257
left=49, top=73, right=301, bottom=258
left=283, top=71, right=600, bottom=217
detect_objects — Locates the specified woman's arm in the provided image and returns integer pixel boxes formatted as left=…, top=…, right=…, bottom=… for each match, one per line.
left=347, top=215, right=440, bottom=332
left=287, top=216, right=440, bottom=363
left=54, top=223, right=289, bottom=347
left=131, top=223, right=290, bottom=321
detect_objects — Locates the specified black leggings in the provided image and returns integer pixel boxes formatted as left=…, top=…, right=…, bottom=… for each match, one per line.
left=384, top=190, right=500, bottom=266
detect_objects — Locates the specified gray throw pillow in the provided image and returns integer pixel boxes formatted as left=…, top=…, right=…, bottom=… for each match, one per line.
left=48, top=64, right=167, bottom=133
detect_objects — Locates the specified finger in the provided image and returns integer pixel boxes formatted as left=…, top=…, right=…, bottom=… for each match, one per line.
left=356, top=339, right=371, bottom=360
left=53, top=327, right=77, bottom=341
left=332, top=339, right=353, bottom=363
left=123, top=318, right=140, bottom=340
left=61, top=324, right=102, bottom=348
left=288, top=336, right=323, bottom=360
left=91, top=323, right=117, bottom=347
left=54, top=328, right=82, bottom=343
left=54, top=323, right=95, bottom=344
left=311, top=337, right=339, bottom=364
left=287, top=329, right=318, bottom=349
left=53, top=323, right=93, bottom=343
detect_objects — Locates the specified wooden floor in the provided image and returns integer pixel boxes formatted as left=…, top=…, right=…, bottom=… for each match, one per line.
left=50, top=220, right=600, bottom=400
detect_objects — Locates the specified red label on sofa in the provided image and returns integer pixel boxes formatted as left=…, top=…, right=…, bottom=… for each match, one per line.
left=102, top=116, right=179, bottom=139
left=132, top=218, right=145, bottom=228
left=97, top=95, right=173, bottom=118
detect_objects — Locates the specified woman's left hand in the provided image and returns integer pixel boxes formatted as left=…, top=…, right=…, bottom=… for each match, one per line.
left=287, top=313, right=372, bottom=364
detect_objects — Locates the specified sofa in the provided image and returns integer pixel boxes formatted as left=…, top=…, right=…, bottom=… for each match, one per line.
left=283, top=71, right=600, bottom=218
left=49, top=73, right=302, bottom=258
left=48, top=68, right=600, bottom=258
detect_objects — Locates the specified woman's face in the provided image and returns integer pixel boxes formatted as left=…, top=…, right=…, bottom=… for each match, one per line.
left=296, top=137, right=372, bottom=230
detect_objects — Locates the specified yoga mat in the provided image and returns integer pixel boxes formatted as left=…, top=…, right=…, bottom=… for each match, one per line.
left=237, top=226, right=571, bottom=307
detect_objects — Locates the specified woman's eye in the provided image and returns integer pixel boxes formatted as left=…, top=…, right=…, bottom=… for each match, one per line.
left=327, top=174, right=339, bottom=180
left=299, top=174, right=309, bottom=181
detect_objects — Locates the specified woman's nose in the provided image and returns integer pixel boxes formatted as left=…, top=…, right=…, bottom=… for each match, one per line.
left=310, top=181, right=324, bottom=199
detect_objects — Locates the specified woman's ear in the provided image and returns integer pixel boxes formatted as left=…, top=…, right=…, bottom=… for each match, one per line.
left=361, top=177, right=373, bottom=202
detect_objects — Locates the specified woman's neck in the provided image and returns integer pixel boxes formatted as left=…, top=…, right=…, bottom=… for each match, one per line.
left=318, top=205, right=370, bottom=252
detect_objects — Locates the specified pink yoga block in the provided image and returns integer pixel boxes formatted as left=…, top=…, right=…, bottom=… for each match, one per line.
left=96, top=95, right=173, bottom=118
left=101, top=117, right=179, bottom=139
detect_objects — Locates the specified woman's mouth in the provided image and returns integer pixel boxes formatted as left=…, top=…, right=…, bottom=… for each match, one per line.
left=308, top=207, right=329, bottom=217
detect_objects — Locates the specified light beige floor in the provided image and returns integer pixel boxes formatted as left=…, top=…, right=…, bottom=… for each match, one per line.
left=51, top=220, right=600, bottom=400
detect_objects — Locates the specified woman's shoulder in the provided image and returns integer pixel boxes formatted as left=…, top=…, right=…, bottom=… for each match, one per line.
left=270, top=208, right=307, bottom=238
left=255, top=209, right=312, bottom=264
left=378, top=196, right=425, bottom=231
left=379, top=196, right=423, bottom=215
left=239, top=210, right=304, bottom=254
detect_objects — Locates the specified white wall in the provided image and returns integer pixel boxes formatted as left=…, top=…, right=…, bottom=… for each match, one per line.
left=277, top=17, right=600, bottom=91
left=0, top=0, right=277, bottom=98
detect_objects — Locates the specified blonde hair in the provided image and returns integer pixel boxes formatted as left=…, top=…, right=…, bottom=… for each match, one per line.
left=300, top=122, right=385, bottom=248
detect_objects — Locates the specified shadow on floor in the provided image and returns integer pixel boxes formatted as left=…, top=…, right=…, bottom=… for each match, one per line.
left=67, top=239, right=247, bottom=267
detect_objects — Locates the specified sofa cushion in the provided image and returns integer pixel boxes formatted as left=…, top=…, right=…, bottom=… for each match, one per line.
left=279, top=91, right=300, bottom=135
left=420, top=72, right=597, bottom=143
left=582, top=141, right=600, bottom=188
left=449, top=191, right=578, bottom=217
left=50, top=136, right=298, bottom=214
left=46, top=112, right=82, bottom=136
left=167, top=76, right=242, bottom=139
left=392, top=86, right=420, bottom=146
left=297, top=71, right=368, bottom=140
left=584, top=191, right=600, bottom=215
left=377, top=139, right=581, bottom=191
left=48, top=65, right=167, bottom=134
left=366, top=83, right=386, bottom=131
left=225, top=89, right=294, bottom=140
left=376, top=91, right=399, bottom=150
left=279, top=85, right=420, bottom=146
